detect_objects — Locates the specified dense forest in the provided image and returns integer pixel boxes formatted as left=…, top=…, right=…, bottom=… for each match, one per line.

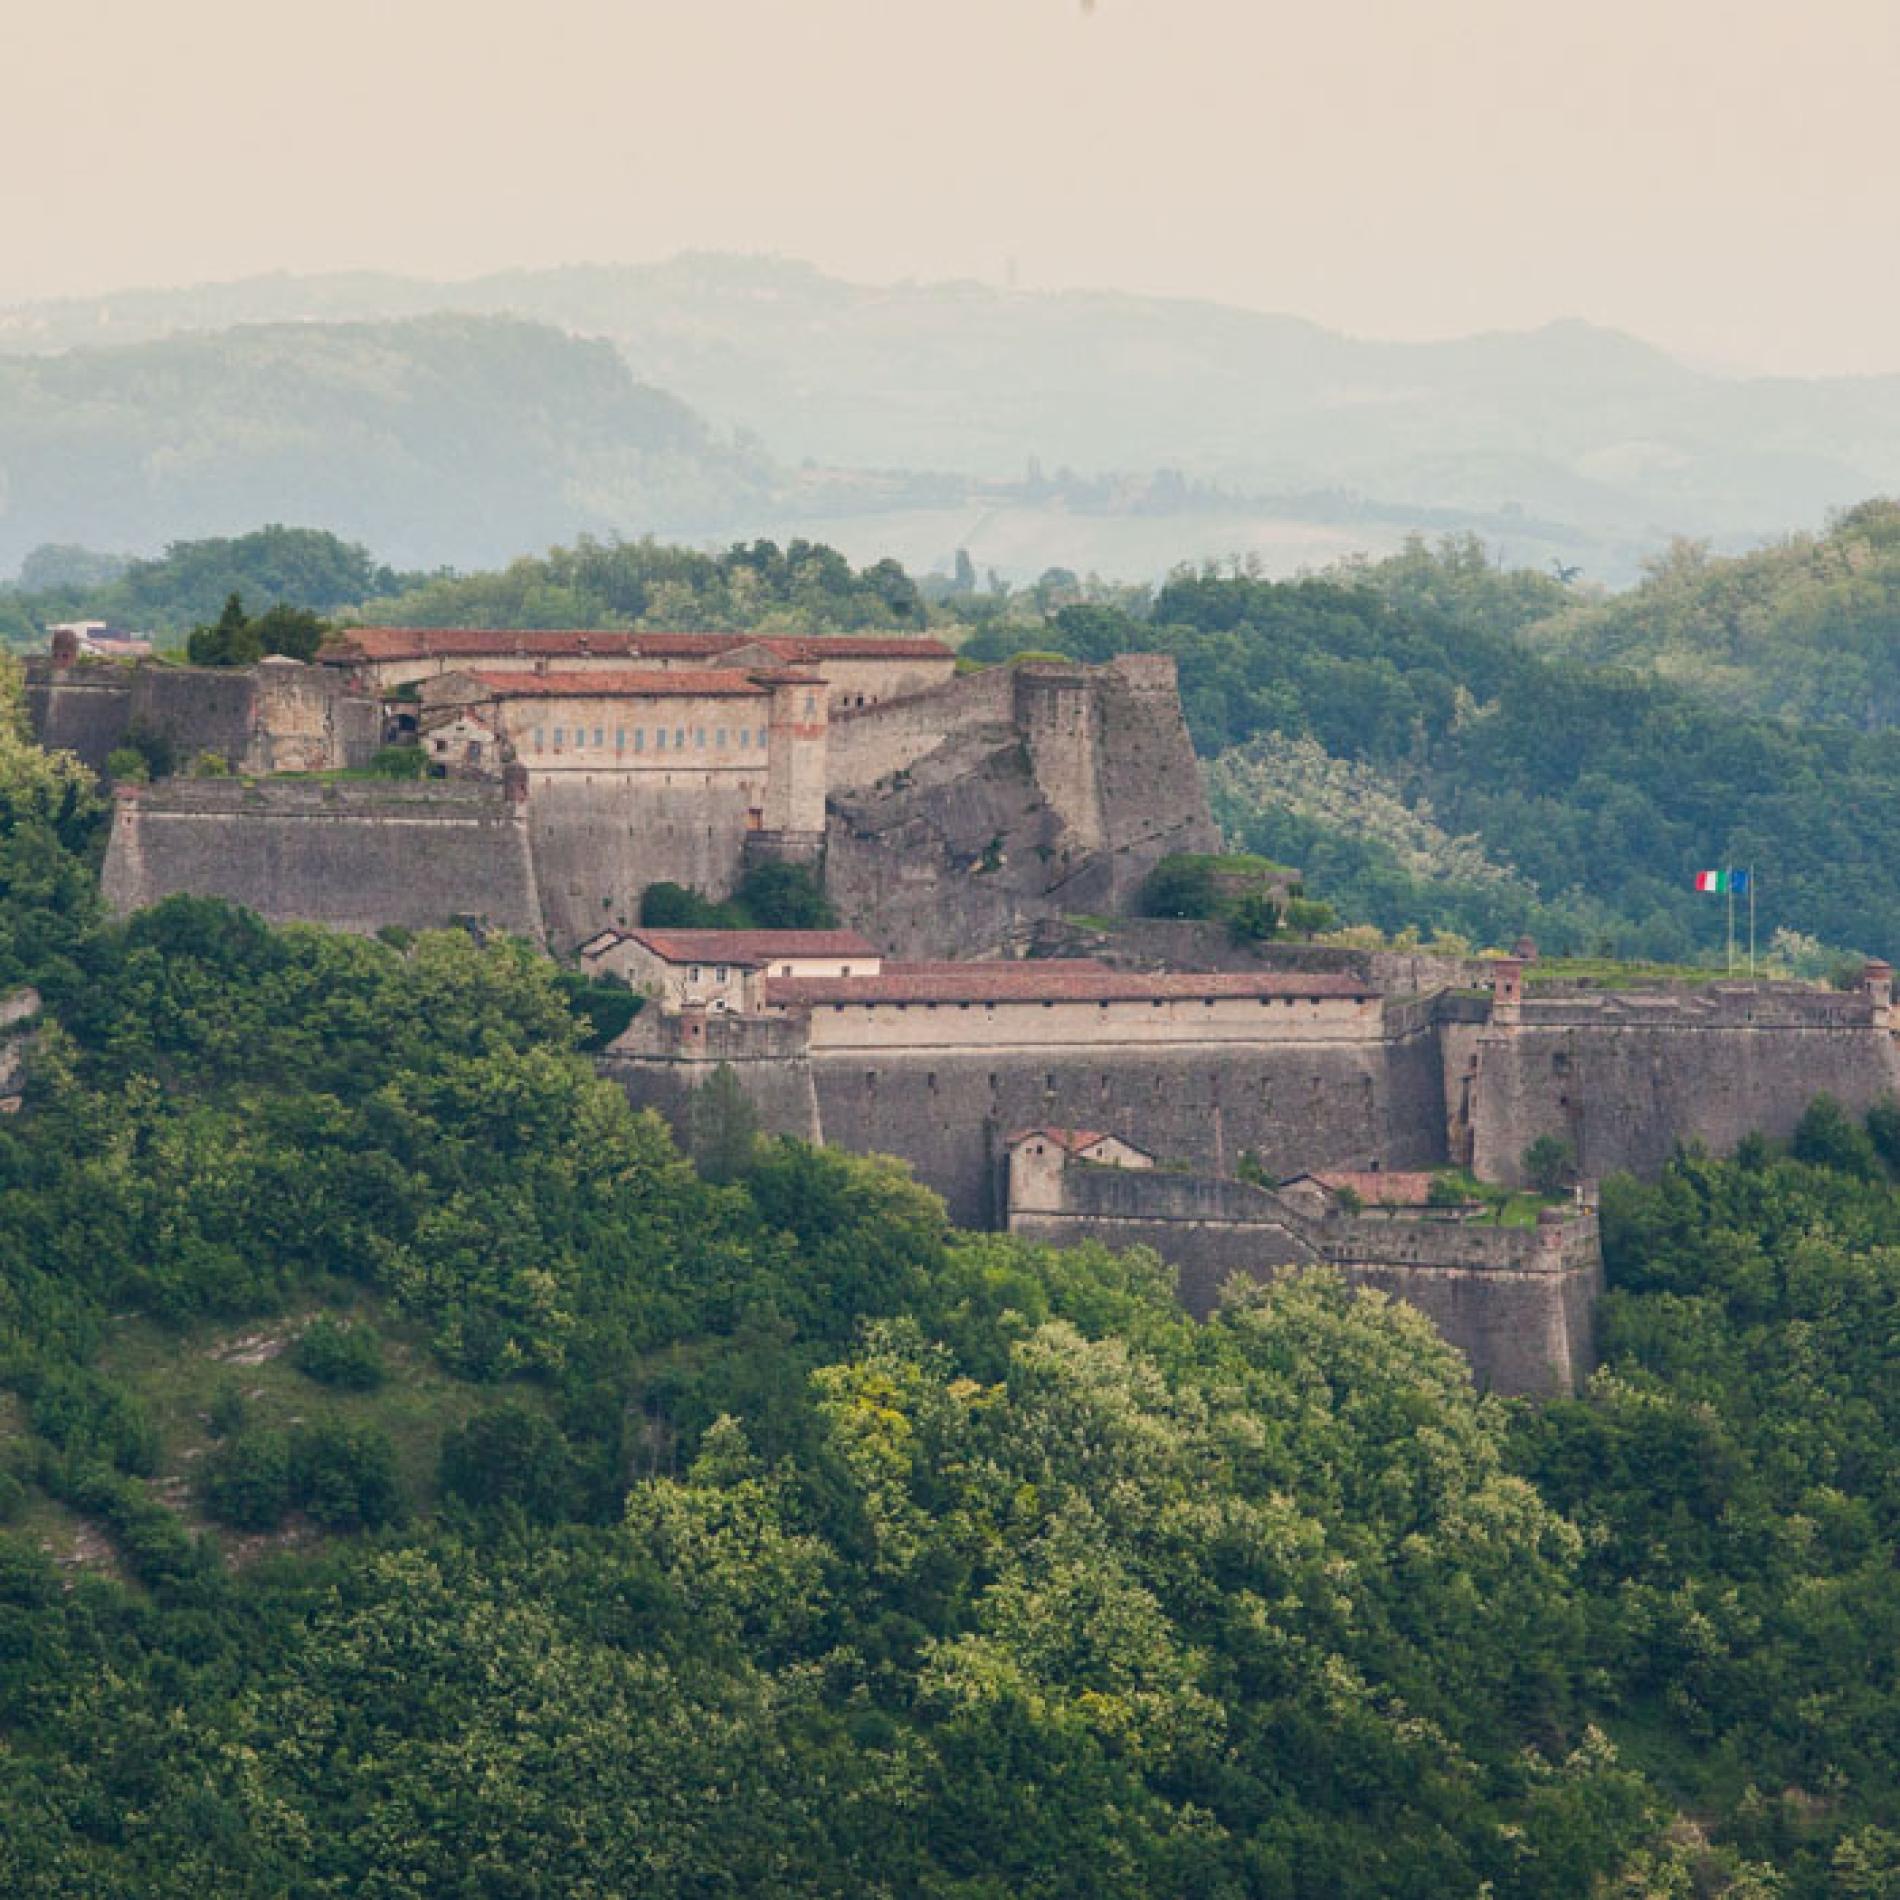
left=0, top=645, right=1893, bottom=1890
left=961, top=533, right=1900, bottom=962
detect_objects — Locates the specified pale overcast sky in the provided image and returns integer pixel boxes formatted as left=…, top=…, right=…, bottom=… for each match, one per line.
left=5, top=0, right=1897, bottom=373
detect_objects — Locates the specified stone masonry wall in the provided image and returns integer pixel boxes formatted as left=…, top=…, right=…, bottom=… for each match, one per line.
left=1467, top=987, right=1900, bottom=1184
left=26, top=661, right=378, bottom=775
left=803, top=1010, right=1449, bottom=1228
left=524, top=774, right=761, bottom=949
left=1010, top=1160, right=1602, bottom=1396
left=101, top=779, right=543, bottom=938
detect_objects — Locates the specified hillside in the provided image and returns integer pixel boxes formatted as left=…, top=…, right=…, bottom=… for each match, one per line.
left=960, top=544, right=1900, bottom=962
left=0, top=685, right=1891, bottom=1892
left=0, top=315, right=771, bottom=573
left=9, top=255, right=1900, bottom=565
left=1520, top=498, right=1900, bottom=727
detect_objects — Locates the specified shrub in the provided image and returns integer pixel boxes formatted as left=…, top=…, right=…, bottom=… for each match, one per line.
left=290, top=1318, right=386, bottom=1392
left=1523, top=1134, right=1576, bottom=1196
left=440, top=1405, right=575, bottom=1522
left=1141, top=856, right=1220, bottom=920
left=199, top=1430, right=292, bottom=1532
left=733, top=860, right=835, bottom=929
left=104, top=747, right=149, bottom=784
left=289, top=1421, right=402, bottom=1530
left=368, top=744, right=428, bottom=780
left=640, top=881, right=734, bottom=928
left=206, top=1381, right=247, bottom=1439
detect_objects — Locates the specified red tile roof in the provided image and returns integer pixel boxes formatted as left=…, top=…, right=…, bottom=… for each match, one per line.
left=617, top=929, right=880, bottom=967
left=764, top=963, right=1371, bottom=1006
left=1007, top=1126, right=1118, bottom=1155
left=463, top=669, right=773, bottom=699
left=323, top=627, right=954, bottom=666
left=1299, top=1171, right=1472, bottom=1207
left=324, top=628, right=646, bottom=663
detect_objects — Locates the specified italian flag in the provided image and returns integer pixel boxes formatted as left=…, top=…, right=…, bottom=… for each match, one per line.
left=1695, top=870, right=1745, bottom=893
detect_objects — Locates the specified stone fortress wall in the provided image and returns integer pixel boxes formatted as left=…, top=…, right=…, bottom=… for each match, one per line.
left=26, top=652, right=381, bottom=777
left=100, top=778, right=544, bottom=938
left=72, top=646, right=1213, bottom=958
left=1005, top=1157, right=1603, bottom=1396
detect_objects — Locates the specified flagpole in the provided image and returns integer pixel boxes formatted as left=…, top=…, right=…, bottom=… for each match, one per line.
left=1727, top=879, right=1735, bottom=975
left=1749, top=868, right=1756, bottom=978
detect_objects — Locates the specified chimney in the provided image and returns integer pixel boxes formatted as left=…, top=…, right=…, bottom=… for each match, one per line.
left=1491, top=957, right=1524, bottom=1027
left=1864, top=959, right=1893, bottom=1029
left=49, top=627, right=78, bottom=671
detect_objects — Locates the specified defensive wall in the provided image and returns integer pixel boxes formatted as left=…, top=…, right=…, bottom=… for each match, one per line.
left=826, top=656, right=1219, bottom=960
left=607, top=984, right=1450, bottom=1228
left=26, top=656, right=380, bottom=775
left=1448, top=965, right=1900, bottom=1184
left=100, top=778, right=544, bottom=939
left=603, top=960, right=1900, bottom=1232
left=1004, top=1156, right=1602, bottom=1397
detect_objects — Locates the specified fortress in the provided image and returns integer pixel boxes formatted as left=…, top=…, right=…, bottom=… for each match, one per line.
left=36, top=626, right=1215, bottom=952
left=29, top=629, right=1899, bottom=1397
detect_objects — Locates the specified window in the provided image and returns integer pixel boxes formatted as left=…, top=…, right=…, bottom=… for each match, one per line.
left=553, top=727, right=566, bottom=748
left=532, top=729, right=544, bottom=752
left=690, top=966, right=702, bottom=982
left=740, top=728, right=751, bottom=749
left=675, top=728, right=686, bottom=749
left=694, top=729, right=706, bottom=749
left=715, top=966, right=728, bottom=982
left=634, top=729, right=645, bottom=752
left=615, top=728, right=626, bottom=750
left=804, top=693, right=816, bottom=715
left=758, top=726, right=768, bottom=747
left=593, top=727, right=604, bottom=748
left=716, top=728, right=727, bottom=748
left=655, top=728, right=666, bottom=751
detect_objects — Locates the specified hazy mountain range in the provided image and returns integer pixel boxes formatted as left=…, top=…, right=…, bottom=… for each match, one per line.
left=5, top=254, right=1899, bottom=582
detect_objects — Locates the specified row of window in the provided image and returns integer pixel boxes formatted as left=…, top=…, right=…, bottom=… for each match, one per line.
left=530, top=725, right=771, bottom=755
left=825, top=995, right=1334, bottom=1013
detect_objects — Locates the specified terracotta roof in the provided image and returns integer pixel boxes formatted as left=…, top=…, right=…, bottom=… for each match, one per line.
left=323, top=627, right=953, bottom=666
left=462, top=669, right=772, bottom=700
left=1299, top=1171, right=1471, bottom=1207
left=323, top=628, right=647, bottom=663
left=1007, top=1126, right=1120, bottom=1155
left=764, top=963, right=1371, bottom=1006
left=617, top=929, right=880, bottom=967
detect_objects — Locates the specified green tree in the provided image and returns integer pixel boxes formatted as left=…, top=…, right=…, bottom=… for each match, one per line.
left=1524, top=1133, right=1576, bottom=1195
left=689, top=1063, right=762, bottom=1184
left=186, top=592, right=262, bottom=668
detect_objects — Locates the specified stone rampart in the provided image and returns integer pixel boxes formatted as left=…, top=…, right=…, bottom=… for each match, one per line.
left=1008, top=1157, right=1601, bottom=1396
left=1463, top=983, right=1900, bottom=1183
left=101, top=779, right=543, bottom=938
left=597, top=1009, right=821, bottom=1145
left=25, top=660, right=380, bottom=776
left=826, top=665, right=1016, bottom=793
left=524, top=773, right=762, bottom=948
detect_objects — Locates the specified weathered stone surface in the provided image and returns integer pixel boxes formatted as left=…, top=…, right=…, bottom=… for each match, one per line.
left=1008, top=1159, right=1603, bottom=1397
left=101, top=779, right=543, bottom=939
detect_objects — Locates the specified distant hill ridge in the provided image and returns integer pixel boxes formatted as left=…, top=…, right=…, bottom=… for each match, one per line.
left=6, top=253, right=1900, bottom=555
left=0, top=312, right=770, bottom=572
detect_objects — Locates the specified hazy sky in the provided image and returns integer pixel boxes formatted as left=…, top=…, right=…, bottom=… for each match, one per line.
left=6, top=0, right=1898, bottom=373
